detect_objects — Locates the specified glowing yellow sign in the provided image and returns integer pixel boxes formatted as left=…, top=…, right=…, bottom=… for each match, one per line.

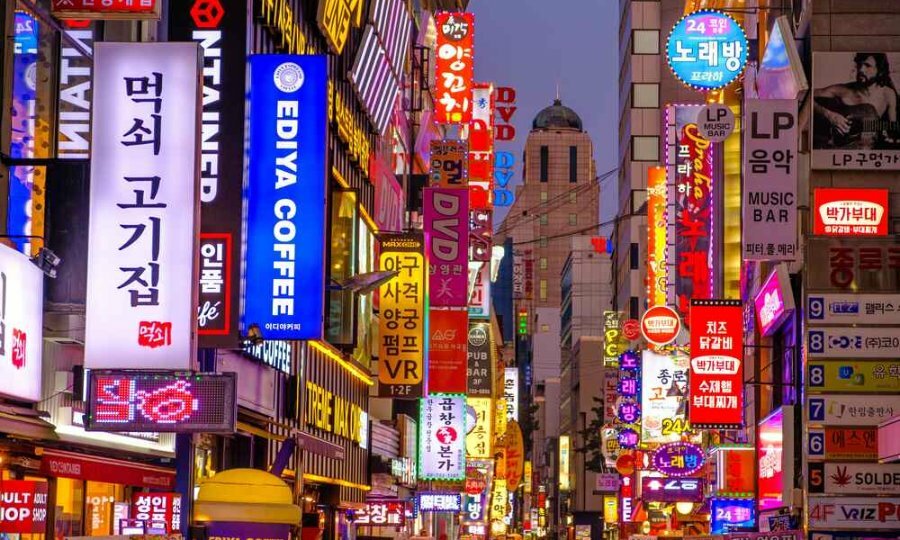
left=317, top=0, right=364, bottom=54
left=256, top=0, right=309, bottom=54
left=305, top=381, right=363, bottom=444
left=328, top=81, right=371, bottom=175
left=647, top=166, right=668, bottom=307
left=377, top=234, right=425, bottom=397
left=494, top=397, right=508, bottom=441
left=466, top=397, right=492, bottom=458
left=603, top=495, right=618, bottom=523
left=490, top=479, right=508, bottom=522
left=559, top=435, right=571, bottom=491
left=524, top=461, right=533, bottom=495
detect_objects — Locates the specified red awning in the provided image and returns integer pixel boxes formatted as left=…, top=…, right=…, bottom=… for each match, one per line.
left=40, top=448, right=175, bottom=489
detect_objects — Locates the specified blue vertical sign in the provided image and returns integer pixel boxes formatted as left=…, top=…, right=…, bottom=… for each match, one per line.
left=243, top=55, right=327, bottom=340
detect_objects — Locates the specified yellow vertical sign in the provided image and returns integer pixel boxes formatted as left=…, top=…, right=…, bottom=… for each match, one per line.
left=466, top=397, right=493, bottom=458
left=559, top=435, right=571, bottom=491
left=603, top=495, right=618, bottom=523
left=524, top=461, right=533, bottom=495
left=378, top=234, right=425, bottom=397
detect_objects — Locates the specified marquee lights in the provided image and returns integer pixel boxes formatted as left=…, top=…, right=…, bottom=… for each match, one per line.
left=85, top=371, right=236, bottom=433
left=666, top=10, right=748, bottom=91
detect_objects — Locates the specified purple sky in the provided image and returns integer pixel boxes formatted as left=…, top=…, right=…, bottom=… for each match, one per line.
left=470, top=0, right=619, bottom=233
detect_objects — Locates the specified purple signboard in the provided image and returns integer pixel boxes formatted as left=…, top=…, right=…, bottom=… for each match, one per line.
left=727, top=532, right=800, bottom=540
left=754, top=264, right=795, bottom=337
left=425, top=188, right=469, bottom=307
left=207, top=522, right=291, bottom=540
left=652, top=442, right=705, bottom=477
left=641, top=477, right=704, bottom=502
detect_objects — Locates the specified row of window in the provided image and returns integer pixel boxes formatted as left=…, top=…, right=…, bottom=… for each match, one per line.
left=540, top=191, right=579, bottom=204
left=538, top=145, right=580, bottom=183
left=538, top=213, right=579, bottom=226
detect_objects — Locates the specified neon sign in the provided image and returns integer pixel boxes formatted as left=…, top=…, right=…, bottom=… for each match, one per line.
left=85, top=371, right=236, bottom=433
left=646, top=167, right=668, bottom=307
left=666, top=10, right=748, bottom=91
left=753, top=265, right=795, bottom=337
left=653, top=442, right=705, bottom=476
left=641, top=477, right=704, bottom=502
left=814, top=188, right=889, bottom=237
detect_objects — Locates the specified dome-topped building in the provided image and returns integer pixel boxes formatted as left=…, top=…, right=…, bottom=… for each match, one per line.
left=532, top=98, right=583, bottom=131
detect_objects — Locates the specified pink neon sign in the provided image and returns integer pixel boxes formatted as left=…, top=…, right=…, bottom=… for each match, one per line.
left=753, top=264, right=795, bottom=336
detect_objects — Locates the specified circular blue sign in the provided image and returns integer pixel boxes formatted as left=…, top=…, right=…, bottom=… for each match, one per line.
left=666, top=10, right=748, bottom=91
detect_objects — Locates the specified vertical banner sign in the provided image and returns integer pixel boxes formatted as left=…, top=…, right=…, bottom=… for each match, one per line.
left=466, top=396, right=492, bottom=458
left=470, top=83, right=494, bottom=208
left=689, top=299, right=744, bottom=429
left=169, top=0, right=248, bottom=346
left=641, top=350, right=689, bottom=444
left=504, top=368, right=519, bottom=421
left=742, top=99, right=798, bottom=260
left=244, top=55, right=327, bottom=341
left=603, top=311, right=622, bottom=366
left=57, top=23, right=95, bottom=159
left=467, top=321, right=493, bottom=396
left=669, top=105, right=714, bottom=315
left=425, top=188, right=469, bottom=306
left=378, top=234, right=425, bottom=398
left=468, top=264, right=491, bottom=318
left=758, top=407, right=793, bottom=511
left=647, top=167, right=668, bottom=307
left=428, top=309, right=468, bottom=394
left=132, top=493, right=181, bottom=533
left=85, top=43, right=201, bottom=370
left=434, top=12, right=474, bottom=124
left=430, top=140, right=468, bottom=188
left=419, top=396, right=466, bottom=480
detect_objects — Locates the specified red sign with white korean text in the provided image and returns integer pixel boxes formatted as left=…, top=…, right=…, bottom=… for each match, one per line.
left=0, top=481, right=48, bottom=534
left=51, top=0, right=160, bottom=20
left=132, top=492, right=181, bottom=533
left=689, top=299, right=743, bottom=429
left=470, top=83, right=494, bottom=209
left=428, top=309, right=468, bottom=394
left=434, top=12, right=474, bottom=124
left=813, top=188, right=889, bottom=237
left=640, top=305, right=681, bottom=346
left=355, top=501, right=406, bottom=526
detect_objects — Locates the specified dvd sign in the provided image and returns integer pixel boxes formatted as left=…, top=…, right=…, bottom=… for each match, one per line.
left=814, top=188, right=888, bottom=237
left=640, top=306, right=681, bottom=346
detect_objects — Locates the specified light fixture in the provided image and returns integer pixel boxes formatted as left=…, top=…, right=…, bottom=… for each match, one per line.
left=32, top=247, right=62, bottom=278
left=675, top=501, right=695, bottom=515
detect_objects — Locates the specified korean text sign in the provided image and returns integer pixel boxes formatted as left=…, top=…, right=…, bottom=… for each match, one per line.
left=758, top=406, right=792, bottom=510
left=243, top=55, right=327, bottom=341
left=641, top=350, right=689, bottom=443
left=813, top=188, right=889, bottom=237
left=85, top=42, right=200, bottom=370
left=666, top=10, right=748, bottom=90
left=169, top=0, right=248, bottom=345
left=689, top=299, right=743, bottom=429
left=428, top=309, right=468, bottom=394
left=355, top=501, right=405, bottom=526
left=85, top=370, right=237, bottom=433
left=132, top=492, right=181, bottom=533
left=743, top=100, right=798, bottom=260
left=378, top=234, right=425, bottom=398
left=466, top=397, right=492, bottom=458
left=467, top=321, right=493, bottom=395
left=669, top=105, right=714, bottom=314
left=419, top=396, right=466, bottom=480
left=0, top=244, right=44, bottom=402
left=430, top=140, right=468, bottom=188
left=425, top=188, right=469, bottom=307
left=434, top=12, right=474, bottom=124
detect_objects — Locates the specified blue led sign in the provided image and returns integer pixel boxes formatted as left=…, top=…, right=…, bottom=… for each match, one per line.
left=243, top=55, right=327, bottom=340
left=666, top=10, right=748, bottom=91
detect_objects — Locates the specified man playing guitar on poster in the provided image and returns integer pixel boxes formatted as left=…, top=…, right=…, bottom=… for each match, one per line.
left=814, top=53, right=899, bottom=149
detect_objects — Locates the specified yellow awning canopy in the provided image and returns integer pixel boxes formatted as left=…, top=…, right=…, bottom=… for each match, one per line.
left=193, top=468, right=301, bottom=525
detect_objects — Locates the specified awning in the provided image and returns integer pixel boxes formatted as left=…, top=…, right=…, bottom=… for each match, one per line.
left=0, top=404, right=58, bottom=441
left=39, top=448, right=175, bottom=489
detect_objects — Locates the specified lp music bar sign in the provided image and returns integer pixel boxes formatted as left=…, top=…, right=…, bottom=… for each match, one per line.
left=742, top=99, right=797, bottom=260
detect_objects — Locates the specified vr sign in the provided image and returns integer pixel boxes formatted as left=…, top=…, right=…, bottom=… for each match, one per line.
left=243, top=55, right=328, bottom=340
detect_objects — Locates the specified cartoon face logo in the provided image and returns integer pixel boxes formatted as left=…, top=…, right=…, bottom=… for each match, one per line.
left=435, top=426, right=458, bottom=444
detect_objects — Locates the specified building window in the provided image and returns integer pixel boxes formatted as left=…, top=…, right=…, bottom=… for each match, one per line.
left=540, top=213, right=548, bottom=225
left=630, top=242, right=639, bottom=270
left=540, top=257, right=548, bottom=270
left=541, top=191, right=549, bottom=202
left=569, top=146, right=578, bottom=183
left=539, top=236, right=548, bottom=248
left=631, top=136, right=659, bottom=162
left=569, top=213, right=577, bottom=226
left=632, top=83, right=660, bottom=109
left=540, top=323, right=550, bottom=332
left=540, top=145, right=549, bottom=182
left=632, top=29, right=659, bottom=54
left=569, top=191, right=577, bottom=204
left=630, top=296, right=640, bottom=320
left=539, top=279, right=548, bottom=300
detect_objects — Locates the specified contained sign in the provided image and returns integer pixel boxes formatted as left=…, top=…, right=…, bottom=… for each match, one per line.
left=808, top=361, right=900, bottom=393
left=666, top=10, right=748, bottom=91
left=0, top=480, right=48, bottom=534
left=808, top=496, right=900, bottom=530
left=814, top=188, right=889, bottom=237
left=807, top=394, right=900, bottom=426
left=640, top=306, right=681, bottom=346
left=697, top=103, right=735, bottom=142
left=807, top=294, right=900, bottom=326
left=808, top=462, right=900, bottom=495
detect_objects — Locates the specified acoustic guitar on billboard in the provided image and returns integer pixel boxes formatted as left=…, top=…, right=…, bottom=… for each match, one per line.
left=813, top=96, right=900, bottom=149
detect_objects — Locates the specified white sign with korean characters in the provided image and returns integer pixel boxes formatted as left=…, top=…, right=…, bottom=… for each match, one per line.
left=808, top=395, right=900, bottom=427
left=742, top=99, right=798, bottom=261
left=807, top=293, right=900, bottom=326
left=419, top=395, right=466, bottom=480
left=808, top=327, right=900, bottom=358
left=0, top=244, right=44, bottom=402
left=85, top=43, right=201, bottom=369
